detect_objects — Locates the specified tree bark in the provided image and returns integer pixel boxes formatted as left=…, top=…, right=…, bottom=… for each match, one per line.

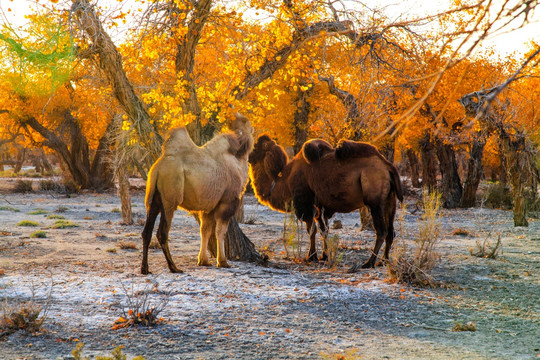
left=71, top=0, right=162, bottom=162
left=419, top=134, right=438, bottom=191
left=435, top=139, right=463, bottom=208
left=459, top=87, right=535, bottom=226
left=117, top=164, right=133, bottom=225
left=460, top=133, right=486, bottom=208
left=292, top=81, right=312, bottom=154
left=406, top=149, right=421, bottom=188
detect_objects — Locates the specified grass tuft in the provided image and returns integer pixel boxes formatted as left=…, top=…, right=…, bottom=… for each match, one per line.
left=50, top=220, right=79, bottom=229
left=18, top=220, right=40, bottom=227
left=30, top=230, right=47, bottom=238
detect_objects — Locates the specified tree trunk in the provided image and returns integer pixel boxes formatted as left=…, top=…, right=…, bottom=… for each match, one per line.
left=71, top=0, right=162, bottom=162
left=419, top=134, right=438, bottom=191
left=435, top=139, right=463, bottom=208
left=13, top=147, right=26, bottom=173
left=499, top=153, right=508, bottom=186
left=292, top=81, right=312, bottom=154
left=117, top=164, right=133, bottom=225
left=460, top=134, right=486, bottom=208
left=459, top=86, right=535, bottom=227
left=406, top=149, right=421, bottom=188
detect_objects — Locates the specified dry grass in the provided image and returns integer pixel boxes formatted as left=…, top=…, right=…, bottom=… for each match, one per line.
left=0, top=280, right=52, bottom=336
left=118, top=241, right=137, bottom=250
left=72, top=343, right=146, bottom=360
left=470, top=232, right=502, bottom=259
left=281, top=206, right=304, bottom=261
left=387, top=191, right=442, bottom=286
left=13, top=180, right=33, bottom=193
left=112, top=282, right=169, bottom=330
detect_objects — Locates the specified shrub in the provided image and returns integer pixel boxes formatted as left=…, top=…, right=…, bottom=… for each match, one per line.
left=17, top=220, right=40, bottom=227
left=38, top=180, right=58, bottom=192
left=72, top=343, right=146, bottom=360
left=112, top=282, right=169, bottom=330
left=63, top=179, right=80, bottom=194
left=55, top=206, right=69, bottom=213
left=0, top=281, right=51, bottom=335
left=30, top=230, right=47, bottom=238
left=47, top=214, right=65, bottom=219
left=281, top=206, right=304, bottom=261
left=470, top=233, right=502, bottom=259
left=118, top=241, right=137, bottom=250
left=50, top=220, right=79, bottom=229
left=325, top=234, right=343, bottom=268
left=387, top=191, right=442, bottom=286
left=13, top=180, right=33, bottom=193
left=27, top=209, right=48, bottom=215
left=111, top=208, right=121, bottom=213
left=0, top=301, right=44, bottom=335
left=0, top=206, right=20, bottom=212
left=484, top=182, right=512, bottom=209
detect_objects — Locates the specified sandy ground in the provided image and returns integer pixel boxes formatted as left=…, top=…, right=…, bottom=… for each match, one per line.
left=0, top=178, right=538, bottom=359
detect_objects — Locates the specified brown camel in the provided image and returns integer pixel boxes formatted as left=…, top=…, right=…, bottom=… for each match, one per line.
left=248, top=135, right=403, bottom=270
left=141, top=114, right=254, bottom=274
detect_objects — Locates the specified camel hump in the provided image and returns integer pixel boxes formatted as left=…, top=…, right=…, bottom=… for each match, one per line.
left=335, top=139, right=379, bottom=161
left=162, top=127, right=196, bottom=155
left=302, top=139, right=334, bottom=164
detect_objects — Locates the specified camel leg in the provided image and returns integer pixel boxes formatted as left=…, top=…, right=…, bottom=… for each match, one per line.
left=382, top=195, right=397, bottom=263
left=213, top=199, right=239, bottom=268
left=141, top=191, right=161, bottom=275
left=305, top=218, right=318, bottom=262
left=317, top=214, right=330, bottom=261
left=349, top=205, right=387, bottom=272
left=215, top=219, right=231, bottom=268
left=198, top=212, right=214, bottom=266
left=363, top=206, right=388, bottom=268
left=157, top=207, right=182, bottom=273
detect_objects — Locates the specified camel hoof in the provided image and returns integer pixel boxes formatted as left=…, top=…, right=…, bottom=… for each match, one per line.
left=217, top=262, right=231, bottom=268
left=169, top=267, right=183, bottom=273
left=197, top=260, right=212, bottom=267
left=141, top=269, right=150, bottom=275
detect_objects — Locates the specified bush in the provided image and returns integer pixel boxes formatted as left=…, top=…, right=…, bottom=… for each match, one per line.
left=112, top=282, right=169, bottom=330
left=118, top=241, right=137, bottom=250
left=470, top=233, right=502, bottom=259
left=387, top=191, right=442, bottom=286
left=30, top=230, right=47, bottom=238
left=72, top=343, right=146, bottom=360
left=484, top=183, right=513, bottom=209
left=281, top=208, right=304, bottom=261
left=0, top=301, right=44, bottom=335
left=38, top=179, right=59, bottom=192
left=27, top=209, right=48, bottom=215
left=13, top=180, right=33, bottom=193
left=50, top=220, right=79, bottom=229
left=17, top=220, right=40, bottom=227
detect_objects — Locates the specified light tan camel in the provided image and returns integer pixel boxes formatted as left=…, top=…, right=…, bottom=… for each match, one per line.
left=141, top=114, right=254, bottom=274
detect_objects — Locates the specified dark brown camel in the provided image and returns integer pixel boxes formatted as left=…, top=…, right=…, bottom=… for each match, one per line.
left=248, top=135, right=403, bottom=270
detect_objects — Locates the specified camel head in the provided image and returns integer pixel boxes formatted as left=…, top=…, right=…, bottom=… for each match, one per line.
left=230, top=112, right=253, bottom=135
left=249, top=134, right=288, bottom=180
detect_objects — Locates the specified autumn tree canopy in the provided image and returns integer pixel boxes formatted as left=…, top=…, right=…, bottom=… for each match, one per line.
left=1, top=0, right=539, bottom=224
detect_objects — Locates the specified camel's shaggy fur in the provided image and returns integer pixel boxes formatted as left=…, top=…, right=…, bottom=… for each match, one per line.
left=249, top=135, right=402, bottom=270
left=141, top=114, right=254, bottom=274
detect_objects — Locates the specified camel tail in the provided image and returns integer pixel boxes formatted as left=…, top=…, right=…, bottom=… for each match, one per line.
left=389, top=165, right=403, bottom=202
left=145, top=164, right=159, bottom=211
